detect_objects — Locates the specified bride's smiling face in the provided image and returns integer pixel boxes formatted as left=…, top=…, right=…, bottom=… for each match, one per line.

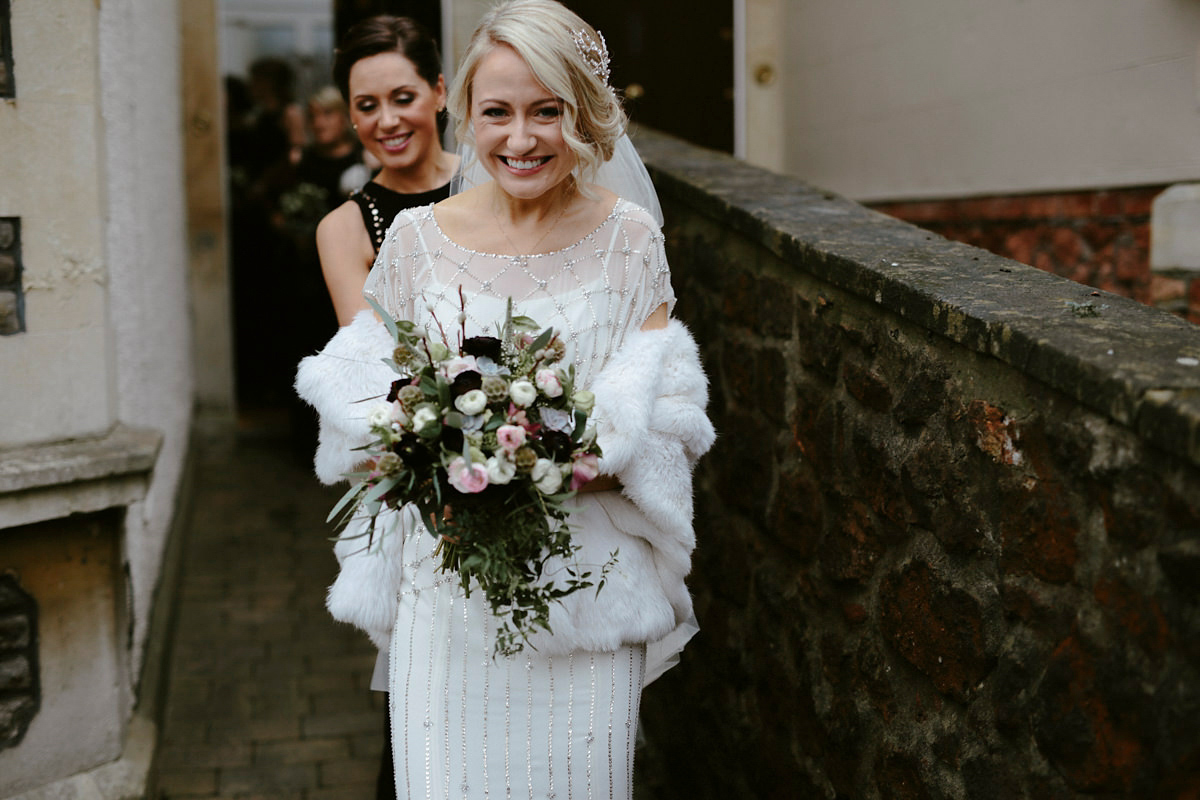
left=470, top=45, right=575, bottom=201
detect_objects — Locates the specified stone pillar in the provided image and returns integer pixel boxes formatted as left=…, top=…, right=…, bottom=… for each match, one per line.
left=1150, top=182, right=1200, bottom=323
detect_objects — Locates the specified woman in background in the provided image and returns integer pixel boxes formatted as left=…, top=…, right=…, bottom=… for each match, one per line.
left=295, top=86, right=367, bottom=210
left=316, top=15, right=460, bottom=326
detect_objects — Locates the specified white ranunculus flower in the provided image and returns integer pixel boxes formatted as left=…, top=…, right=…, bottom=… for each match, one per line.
left=571, top=390, right=595, bottom=414
left=531, top=458, right=563, bottom=494
left=485, top=455, right=516, bottom=485
left=509, top=379, right=537, bottom=407
left=367, top=402, right=392, bottom=428
left=454, top=389, right=488, bottom=416
left=411, top=405, right=438, bottom=433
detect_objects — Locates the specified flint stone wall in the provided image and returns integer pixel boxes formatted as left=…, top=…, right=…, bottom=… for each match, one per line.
left=632, top=129, right=1200, bottom=799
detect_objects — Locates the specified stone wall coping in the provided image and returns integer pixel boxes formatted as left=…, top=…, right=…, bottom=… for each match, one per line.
left=634, top=128, right=1200, bottom=467
left=0, top=425, right=162, bottom=496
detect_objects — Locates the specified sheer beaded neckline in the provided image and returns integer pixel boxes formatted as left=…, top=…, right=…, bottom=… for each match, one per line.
left=427, top=198, right=625, bottom=260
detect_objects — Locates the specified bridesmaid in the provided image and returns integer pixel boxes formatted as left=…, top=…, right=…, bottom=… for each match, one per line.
left=317, top=16, right=459, bottom=326
left=314, top=19, right=459, bottom=798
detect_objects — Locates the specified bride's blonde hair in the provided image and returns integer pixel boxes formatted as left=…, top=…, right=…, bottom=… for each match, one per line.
left=447, top=0, right=626, bottom=187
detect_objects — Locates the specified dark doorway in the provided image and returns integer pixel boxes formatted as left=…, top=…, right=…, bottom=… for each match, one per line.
left=562, top=1, right=734, bottom=153
left=334, top=0, right=442, bottom=46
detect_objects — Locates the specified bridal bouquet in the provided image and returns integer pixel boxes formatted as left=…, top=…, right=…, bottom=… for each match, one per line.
left=328, top=291, right=611, bottom=656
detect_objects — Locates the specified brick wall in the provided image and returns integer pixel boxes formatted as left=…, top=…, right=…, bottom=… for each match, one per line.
left=632, top=131, right=1200, bottom=799
left=870, top=188, right=1200, bottom=324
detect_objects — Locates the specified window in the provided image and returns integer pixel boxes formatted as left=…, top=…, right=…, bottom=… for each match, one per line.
left=0, top=0, right=13, bottom=98
left=0, top=218, right=23, bottom=335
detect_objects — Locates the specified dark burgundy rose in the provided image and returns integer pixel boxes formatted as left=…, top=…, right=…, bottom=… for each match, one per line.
left=441, top=425, right=464, bottom=454
left=386, top=378, right=406, bottom=403
left=462, top=336, right=502, bottom=362
left=540, top=430, right=574, bottom=461
left=450, top=370, right=483, bottom=398
left=393, top=434, right=434, bottom=469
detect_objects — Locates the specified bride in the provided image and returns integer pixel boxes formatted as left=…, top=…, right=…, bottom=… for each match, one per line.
left=297, top=1, right=714, bottom=796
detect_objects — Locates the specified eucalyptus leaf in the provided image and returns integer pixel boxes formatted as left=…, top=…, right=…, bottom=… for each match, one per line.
left=509, top=314, right=539, bottom=332
left=529, top=328, right=554, bottom=353
left=365, top=293, right=399, bottom=340
left=437, top=377, right=451, bottom=410
left=327, top=482, right=366, bottom=524
left=364, top=475, right=400, bottom=505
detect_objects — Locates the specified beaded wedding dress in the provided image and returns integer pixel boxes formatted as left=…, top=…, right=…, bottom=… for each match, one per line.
left=363, top=197, right=680, bottom=800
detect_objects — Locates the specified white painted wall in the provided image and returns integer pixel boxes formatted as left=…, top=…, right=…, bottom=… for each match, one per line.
left=98, top=0, right=193, bottom=698
left=0, top=2, right=114, bottom=447
left=443, top=0, right=491, bottom=76
left=773, top=0, right=1200, bottom=202
left=0, top=0, right=192, bottom=790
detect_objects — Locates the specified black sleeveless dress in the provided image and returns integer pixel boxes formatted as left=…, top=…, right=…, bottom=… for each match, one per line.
left=351, top=180, right=452, bottom=254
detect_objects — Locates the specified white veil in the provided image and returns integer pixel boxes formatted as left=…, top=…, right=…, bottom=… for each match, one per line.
left=449, top=132, right=664, bottom=227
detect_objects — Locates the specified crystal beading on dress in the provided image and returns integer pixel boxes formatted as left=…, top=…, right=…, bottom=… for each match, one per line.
left=365, top=198, right=673, bottom=390
left=365, top=187, right=671, bottom=799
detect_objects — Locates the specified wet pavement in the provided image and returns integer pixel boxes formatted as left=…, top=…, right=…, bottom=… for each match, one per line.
left=153, top=433, right=386, bottom=800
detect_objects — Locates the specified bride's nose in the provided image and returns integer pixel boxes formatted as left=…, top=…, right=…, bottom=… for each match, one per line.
left=506, top=119, right=537, bottom=153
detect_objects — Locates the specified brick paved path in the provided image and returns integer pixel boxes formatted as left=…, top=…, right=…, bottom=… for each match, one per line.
left=155, top=437, right=386, bottom=800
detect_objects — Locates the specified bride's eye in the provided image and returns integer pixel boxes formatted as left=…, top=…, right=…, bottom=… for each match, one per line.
left=535, top=106, right=561, bottom=119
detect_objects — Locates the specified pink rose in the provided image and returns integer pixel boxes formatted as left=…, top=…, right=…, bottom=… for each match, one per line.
left=535, top=368, right=563, bottom=398
left=447, top=457, right=489, bottom=494
left=497, top=424, right=526, bottom=452
left=506, top=405, right=541, bottom=435
left=441, top=355, right=479, bottom=381
left=570, top=453, right=601, bottom=490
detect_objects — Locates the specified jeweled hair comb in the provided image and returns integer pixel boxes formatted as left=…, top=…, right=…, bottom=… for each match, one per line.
left=572, top=27, right=611, bottom=85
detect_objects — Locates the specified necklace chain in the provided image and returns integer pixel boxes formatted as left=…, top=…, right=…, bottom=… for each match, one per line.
left=491, top=196, right=569, bottom=258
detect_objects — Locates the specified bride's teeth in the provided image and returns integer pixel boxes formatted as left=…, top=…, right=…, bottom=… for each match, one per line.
left=507, top=158, right=543, bottom=170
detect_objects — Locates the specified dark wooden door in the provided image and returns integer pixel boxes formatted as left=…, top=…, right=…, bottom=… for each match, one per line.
left=563, top=1, right=733, bottom=153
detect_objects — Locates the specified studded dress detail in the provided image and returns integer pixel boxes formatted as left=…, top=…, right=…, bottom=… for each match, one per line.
left=352, top=181, right=453, bottom=255
left=363, top=198, right=674, bottom=800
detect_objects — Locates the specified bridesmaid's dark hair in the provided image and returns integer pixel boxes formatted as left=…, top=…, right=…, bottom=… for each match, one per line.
left=333, top=16, right=443, bottom=99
